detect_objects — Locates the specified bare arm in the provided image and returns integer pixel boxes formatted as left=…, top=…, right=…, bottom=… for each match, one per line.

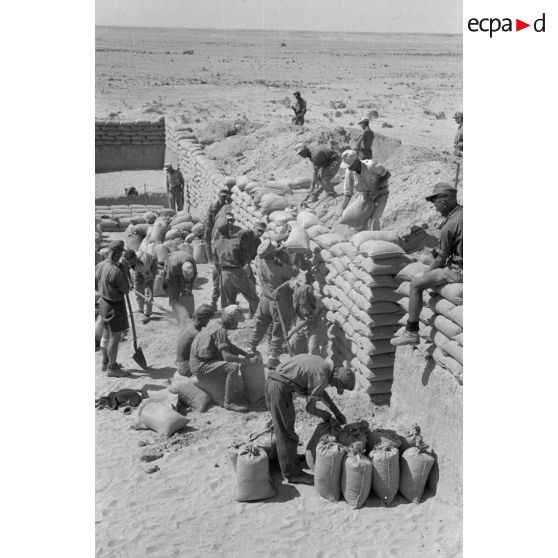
left=320, top=391, right=347, bottom=424
left=220, top=347, right=248, bottom=364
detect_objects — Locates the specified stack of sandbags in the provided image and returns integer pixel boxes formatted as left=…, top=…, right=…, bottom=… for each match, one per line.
left=395, top=262, right=463, bottom=383
left=229, top=184, right=266, bottom=232
left=319, top=231, right=410, bottom=401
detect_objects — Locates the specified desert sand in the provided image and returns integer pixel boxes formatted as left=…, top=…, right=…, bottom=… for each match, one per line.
left=96, top=27, right=462, bottom=557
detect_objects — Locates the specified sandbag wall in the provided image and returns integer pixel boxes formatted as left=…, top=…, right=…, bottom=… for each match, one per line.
left=95, top=204, right=166, bottom=232
left=395, top=262, right=463, bottom=384
left=95, top=118, right=166, bottom=172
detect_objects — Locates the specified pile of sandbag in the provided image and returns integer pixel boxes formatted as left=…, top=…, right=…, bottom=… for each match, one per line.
left=308, top=421, right=436, bottom=507
left=317, top=231, right=410, bottom=399
left=95, top=204, right=169, bottom=231
left=395, top=262, right=463, bottom=383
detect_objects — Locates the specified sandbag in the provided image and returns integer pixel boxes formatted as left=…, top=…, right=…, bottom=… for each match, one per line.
left=193, top=371, right=227, bottom=407
left=138, top=401, right=189, bottom=437
left=338, top=421, right=371, bottom=448
left=160, top=208, right=176, bottom=218
left=150, top=221, right=168, bottom=243
left=351, top=230, right=401, bottom=248
left=236, top=175, right=252, bottom=189
left=171, top=214, right=192, bottom=227
left=370, top=445, right=400, bottom=506
left=397, top=261, right=430, bottom=282
left=291, top=176, right=312, bottom=189
left=99, top=219, right=119, bottom=232
left=297, top=210, right=320, bottom=229
left=339, top=193, right=373, bottom=228
left=399, top=438, right=436, bottom=504
left=153, top=274, right=167, bottom=297
left=432, top=348, right=463, bottom=381
left=359, top=240, right=405, bottom=260
left=133, top=223, right=149, bottom=238
left=434, top=282, right=463, bottom=306
left=244, top=181, right=260, bottom=194
left=431, top=314, right=462, bottom=340
left=341, top=442, right=373, bottom=509
left=240, top=352, right=265, bottom=406
left=192, top=240, right=208, bottom=264
left=314, top=233, right=345, bottom=250
left=235, top=444, right=277, bottom=502
left=155, top=244, right=171, bottom=264
left=315, top=436, right=346, bottom=503
left=306, top=224, right=330, bottom=240
left=172, top=221, right=194, bottom=233
left=447, top=305, right=463, bottom=329
left=305, top=421, right=342, bottom=472
left=329, top=242, right=358, bottom=260
left=165, top=229, right=184, bottom=241
left=168, top=377, right=212, bottom=412
left=283, top=225, right=310, bottom=253
left=358, top=257, right=409, bottom=276
left=125, top=234, right=142, bottom=251
left=269, top=210, right=292, bottom=224
left=261, top=193, right=288, bottom=214
left=441, top=340, right=463, bottom=365
left=265, top=181, right=293, bottom=196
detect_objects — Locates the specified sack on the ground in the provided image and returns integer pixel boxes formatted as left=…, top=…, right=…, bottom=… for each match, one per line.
left=153, top=274, right=167, bottom=297
left=172, top=221, right=194, bottom=233
left=155, top=244, right=171, bottom=264
left=305, top=421, right=342, bottom=472
left=339, top=194, right=372, bottom=228
left=370, top=444, right=400, bottom=506
left=399, top=438, right=435, bottom=504
left=150, top=220, right=169, bottom=243
left=351, top=230, right=401, bottom=248
left=168, top=376, right=212, bottom=412
left=359, top=240, right=405, bottom=260
left=283, top=224, right=310, bottom=253
left=193, top=371, right=228, bottom=407
left=165, top=229, right=184, bottom=242
left=235, top=444, right=277, bottom=502
left=297, top=210, right=320, bottom=229
left=138, top=401, right=189, bottom=437
left=261, top=193, right=288, bottom=214
left=240, top=352, right=265, bottom=406
left=315, top=436, right=346, bottom=503
left=341, top=442, right=373, bottom=509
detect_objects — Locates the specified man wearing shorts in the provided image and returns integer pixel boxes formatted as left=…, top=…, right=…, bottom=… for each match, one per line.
left=95, top=240, right=130, bottom=377
left=391, top=182, right=463, bottom=347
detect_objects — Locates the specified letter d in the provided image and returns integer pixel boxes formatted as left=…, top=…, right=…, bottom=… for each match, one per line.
left=534, top=13, right=545, bottom=32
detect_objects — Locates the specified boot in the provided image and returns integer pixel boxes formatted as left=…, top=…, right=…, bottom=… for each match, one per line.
left=286, top=471, right=314, bottom=485
left=390, top=330, right=420, bottom=347
left=224, top=372, right=248, bottom=413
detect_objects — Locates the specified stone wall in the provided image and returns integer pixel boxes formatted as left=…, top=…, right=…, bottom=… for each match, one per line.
left=95, top=118, right=166, bottom=172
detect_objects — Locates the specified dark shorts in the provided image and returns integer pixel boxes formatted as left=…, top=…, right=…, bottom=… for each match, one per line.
left=99, top=298, right=129, bottom=333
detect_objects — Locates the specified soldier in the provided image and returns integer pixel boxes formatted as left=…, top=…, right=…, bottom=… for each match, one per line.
left=245, top=240, right=299, bottom=370
left=165, top=164, right=185, bottom=211
left=453, top=111, right=463, bottom=157
left=163, top=251, right=198, bottom=323
left=296, top=143, right=342, bottom=203
left=265, top=354, right=354, bottom=485
left=123, top=249, right=158, bottom=324
left=291, top=91, right=307, bottom=125
left=355, top=118, right=374, bottom=160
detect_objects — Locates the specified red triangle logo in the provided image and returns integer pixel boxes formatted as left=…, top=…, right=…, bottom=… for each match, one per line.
left=516, top=19, right=530, bottom=31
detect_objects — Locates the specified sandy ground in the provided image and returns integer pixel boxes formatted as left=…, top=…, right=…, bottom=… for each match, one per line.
left=95, top=260, right=462, bottom=558
left=95, top=27, right=463, bottom=557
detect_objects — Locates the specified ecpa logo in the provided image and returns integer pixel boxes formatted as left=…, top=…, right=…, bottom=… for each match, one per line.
left=468, top=13, right=546, bottom=37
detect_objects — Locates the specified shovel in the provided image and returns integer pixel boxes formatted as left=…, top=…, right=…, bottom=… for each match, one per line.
left=124, top=293, right=149, bottom=370
left=133, top=289, right=177, bottom=321
left=272, top=279, right=294, bottom=357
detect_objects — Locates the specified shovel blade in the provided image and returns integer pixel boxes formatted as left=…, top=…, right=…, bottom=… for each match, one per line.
left=133, top=347, right=149, bottom=370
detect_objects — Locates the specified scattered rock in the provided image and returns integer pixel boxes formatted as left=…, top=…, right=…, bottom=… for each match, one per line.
left=139, top=450, right=163, bottom=463
left=381, top=122, right=394, bottom=128
left=144, top=464, right=160, bottom=474
left=280, top=42, right=287, bottom=47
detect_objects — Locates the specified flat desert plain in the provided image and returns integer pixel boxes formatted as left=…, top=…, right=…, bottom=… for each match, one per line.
left=95, top=26, right=462, bottom=558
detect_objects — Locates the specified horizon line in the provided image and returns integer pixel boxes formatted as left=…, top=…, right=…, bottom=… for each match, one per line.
left=95, top=24, right=463, bottom=37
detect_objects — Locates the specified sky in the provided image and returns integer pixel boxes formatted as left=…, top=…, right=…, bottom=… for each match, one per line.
left=96, top=0, right=463, bottom=34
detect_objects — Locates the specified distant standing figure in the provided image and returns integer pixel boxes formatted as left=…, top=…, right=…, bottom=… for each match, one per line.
left=296, top=143, right=341, bottom=204
left=291, top=91, right=307, bottom=125
left=339, top=149, right=390, bottom=232
left=165, top=163, right=185, bottom=211
left=355, top=118, right=374, bottom=160
left=453, top=111, right=463, bottom=157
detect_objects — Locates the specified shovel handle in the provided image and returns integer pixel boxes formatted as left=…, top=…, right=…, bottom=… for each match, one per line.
left=133, top=289, right=176, bottom=319
left=124, top=293, right=138, bottom=352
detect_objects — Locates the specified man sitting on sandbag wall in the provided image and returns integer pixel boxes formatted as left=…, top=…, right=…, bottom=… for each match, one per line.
left=245, top=239, right=299, bottom=370
left=189, top=305, right=258, bottom=413
left=391, top=182, right=463, bottom=347
left=338, top=149, right=390, bottom=232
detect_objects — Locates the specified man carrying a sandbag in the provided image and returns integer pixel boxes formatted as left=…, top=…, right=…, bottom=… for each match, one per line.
left=123, top=249, right=158, bottom=325
left=175, top=304, right=215, bottom=376
left=190, top=305, right=258, bottom=413
left=391, top=182, right=463, bottom=347
left=338, top=149, right=390, bottom=232
left=265, top=354, right=354, bottom=485
left=165, top=163, right=185, bottom=212
left=163, top=251, right=198, bottom=323
left=296, top=143, right=342, bottom=204
left=95, top=240, right=130, bottom=377
left=244, top=240, right=299, bottom=370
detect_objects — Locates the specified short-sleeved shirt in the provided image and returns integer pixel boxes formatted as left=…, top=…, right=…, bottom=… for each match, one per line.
left=357, top=128, right=374, bottom=157
left=167, top=170, right=184, bottom=189
left=95, top=260, right=129, bottom=302
left=164, top=251, right=198, bottom=290
left=307, top=145, right=339, bottom=170
left=176, top=322, right=200, bottom=363
left=438, top=205, right=463, bottom=267
left=343, top=160, right=389, bottom=198
left=257, top=258, right=298, bottom=298
left=131, top=251, right=158, bottom=281
left=189, top=323, right=230, bottom=367
left=275, top=354, right=332, bottom=398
